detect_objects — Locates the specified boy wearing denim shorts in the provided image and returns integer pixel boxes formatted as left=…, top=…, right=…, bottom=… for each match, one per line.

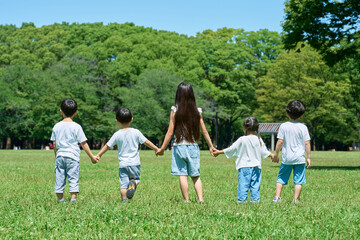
left=273, top=100, right=311, bottom=203
left=96, top=108, right=159, bottom=202
left=51, top=98, right=97, bottom=203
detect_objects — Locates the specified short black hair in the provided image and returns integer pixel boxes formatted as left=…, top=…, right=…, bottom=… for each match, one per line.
left=61, top=98, right=77, bottom=117
left=286, top=100, right=306, bottom=120
left=116, top=108, right=132, bottom=123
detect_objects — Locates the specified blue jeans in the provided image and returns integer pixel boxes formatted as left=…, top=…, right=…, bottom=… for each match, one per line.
left=238, top=167, right=261, bottom=203
left=54, top=156, right=80, bottom=193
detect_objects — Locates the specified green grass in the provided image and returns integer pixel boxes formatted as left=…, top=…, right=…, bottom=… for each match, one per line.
left=0, top=150, right=359, bottom=239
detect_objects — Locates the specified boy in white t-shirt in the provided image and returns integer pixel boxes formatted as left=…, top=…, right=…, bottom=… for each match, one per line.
left=51, top=98, right=98, bottom=203
left=273, top=100, right=311, bottom=203
left=213, top=117, right=274, bottom=203
left=96, top=108, right=159, bottom=202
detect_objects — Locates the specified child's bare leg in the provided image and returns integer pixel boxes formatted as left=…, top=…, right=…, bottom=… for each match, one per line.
left=56, top=193, right=63, bottom=200
left=70, top=192, right=77, bottom=199
left=120, top=189, right=127, bottom=200
left=275, top=182, right=283, bottom=198
left=179, top=176, right=189, bottom=202
left=294, top=184, right=302, bottom=200
left=191, top=176, right=203, bottom=202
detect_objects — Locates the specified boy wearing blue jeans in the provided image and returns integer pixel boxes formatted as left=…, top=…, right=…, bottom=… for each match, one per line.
left=96, top=108, right=159, bottom=202
left=51, top=98, right=98, bottom=203
left=273, top=100, right=311, bottom=203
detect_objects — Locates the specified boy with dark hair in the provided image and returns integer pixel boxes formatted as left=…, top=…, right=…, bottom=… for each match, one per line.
left=96, top=108, right=159, bottom=202
left=51, top=98, right=97, bottom=203
left=273, top=100, right=311, bottom=203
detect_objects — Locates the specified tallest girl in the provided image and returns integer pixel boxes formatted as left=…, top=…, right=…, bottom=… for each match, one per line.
left=157, top=82, right=215, bottom=203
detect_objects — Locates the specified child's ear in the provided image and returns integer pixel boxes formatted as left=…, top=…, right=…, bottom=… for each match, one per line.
left=130, top=117, right=133, bottom=123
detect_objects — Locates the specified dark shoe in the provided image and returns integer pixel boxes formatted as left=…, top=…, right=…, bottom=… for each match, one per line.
left=126, top=179, right=137, bottom=199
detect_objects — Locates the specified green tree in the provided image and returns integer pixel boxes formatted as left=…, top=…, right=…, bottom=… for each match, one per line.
left=283, top=0, right=360, bottom=65
left=256, top=45, right=353, bottom=149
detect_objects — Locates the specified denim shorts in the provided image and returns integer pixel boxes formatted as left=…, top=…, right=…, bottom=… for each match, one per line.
left=238, top=167, right=261, bottom=203
left=171, top=145, right=200, bottom=177
left=54, top=156, right=80, bottom=193
left=277, top=163, right=306, bottom=185
left=119, top=165, right=141, bottom=189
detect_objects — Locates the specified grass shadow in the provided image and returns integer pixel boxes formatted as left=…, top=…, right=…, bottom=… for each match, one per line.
left=269, top=166, right=360, bottom=170
left=309, top=166, right=360, bottom=171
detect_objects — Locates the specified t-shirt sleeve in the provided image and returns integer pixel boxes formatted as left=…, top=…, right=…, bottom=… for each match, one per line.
left=76, top=126, right=87, bottom=143
left=260, top=138, right=271, bottom=159
left=106, top=133, right=117, bottom=148
left=303, top=125, right=310, bottom=141
left=50, top=129, right=56, bottom=141
left=137, top=130, right=148, bottom=144
left=277, top=124, right=284, bottom=139
left=197, top=108, right=202, bottom=116
left=223, top=137, right=242, bottom=159
left=171, top=106, right=177, bottom=113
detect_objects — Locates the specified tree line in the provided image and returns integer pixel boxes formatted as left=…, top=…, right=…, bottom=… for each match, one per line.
left=0, top=2, right=359, bottom=150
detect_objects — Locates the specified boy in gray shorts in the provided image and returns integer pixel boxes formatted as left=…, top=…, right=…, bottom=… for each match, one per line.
left=51, top=98, right=98, bottom=203
left=96, top=108, right=159, bottom=202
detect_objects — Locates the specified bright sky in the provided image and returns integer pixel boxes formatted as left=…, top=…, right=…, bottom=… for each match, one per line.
left=0, top=0, right=286, bottom=36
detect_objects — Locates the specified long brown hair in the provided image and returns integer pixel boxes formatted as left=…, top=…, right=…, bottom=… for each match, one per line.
left=174, top=82, right=201, bottom=143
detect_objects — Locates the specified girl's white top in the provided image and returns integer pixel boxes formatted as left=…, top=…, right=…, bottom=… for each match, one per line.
left=171, top=105, right=202, bottom=146
left=224, top=135, right=270, bottom=170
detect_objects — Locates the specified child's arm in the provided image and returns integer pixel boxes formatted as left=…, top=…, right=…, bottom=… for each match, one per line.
left=53, top=141, right=57, bottom=157
left=273, top=139, right=283, bottom=163
left=213, top=149, right=224, bottom=157
left=80, top=141, right=98, bottom=164
left=96, top=144, right=110, bottom=160
left=144, top=140, right=159, bottom=155
left=157, top=111, right=175, bottom=156
left=305, top=140, right=311, bottom=168
left=200, top=117, right=216, bottom=155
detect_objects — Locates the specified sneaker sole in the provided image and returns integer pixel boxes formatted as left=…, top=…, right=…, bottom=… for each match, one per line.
left=126, top=179, right=137, bottom=199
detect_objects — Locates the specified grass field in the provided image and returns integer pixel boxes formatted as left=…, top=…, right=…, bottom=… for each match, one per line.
left=0, top=150, right=359, bottom=239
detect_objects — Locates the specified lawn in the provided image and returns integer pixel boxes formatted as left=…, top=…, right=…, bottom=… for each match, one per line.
left=0, top=150, right=359, bottom=239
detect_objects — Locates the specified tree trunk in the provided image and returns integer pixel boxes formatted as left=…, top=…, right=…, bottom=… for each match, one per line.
left=6, top=137, right=11, bottom=149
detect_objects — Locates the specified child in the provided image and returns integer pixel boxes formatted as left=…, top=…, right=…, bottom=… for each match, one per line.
left=51, top=98, right=97, bottom=203
left=213, top=117, right=274, bottom=203
left=156, top=82, right=215, bottom=203
left=96, top=108, right=159, bottom=202
left=272, top=100, right=311, bottom=203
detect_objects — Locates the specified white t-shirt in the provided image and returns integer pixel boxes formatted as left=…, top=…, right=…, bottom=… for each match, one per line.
left=50, top=121, right=87, bottom=162
left=277, top=122, right=310, bottom=165
left=106, top=128, right=147, bottom=168
left=171, top=105, right=202, bottom=146
left=224, top=135, right=270, bottom=170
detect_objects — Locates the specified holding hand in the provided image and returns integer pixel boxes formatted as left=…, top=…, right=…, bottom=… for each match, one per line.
left=156, top=148, right=164, bottom=156
left=272, top=154, right=279, bottom=163
left=212, top=148, right=224, bottom=157
left=209, top=146, right=216, bottom=157
left=91, top=154, right=98, bottom=164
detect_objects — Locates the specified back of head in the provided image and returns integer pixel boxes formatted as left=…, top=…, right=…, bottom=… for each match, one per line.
left=243, top=117, right=259, bottom=135
left=286, top=100, right=306, bottom=120
left=116, top=108, right=132, bottom=124
left=243, top=116, right=262, bottom=145
left=174, top=82, right=200, bottom=143
left=61, top=98, right=77, bottom=117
